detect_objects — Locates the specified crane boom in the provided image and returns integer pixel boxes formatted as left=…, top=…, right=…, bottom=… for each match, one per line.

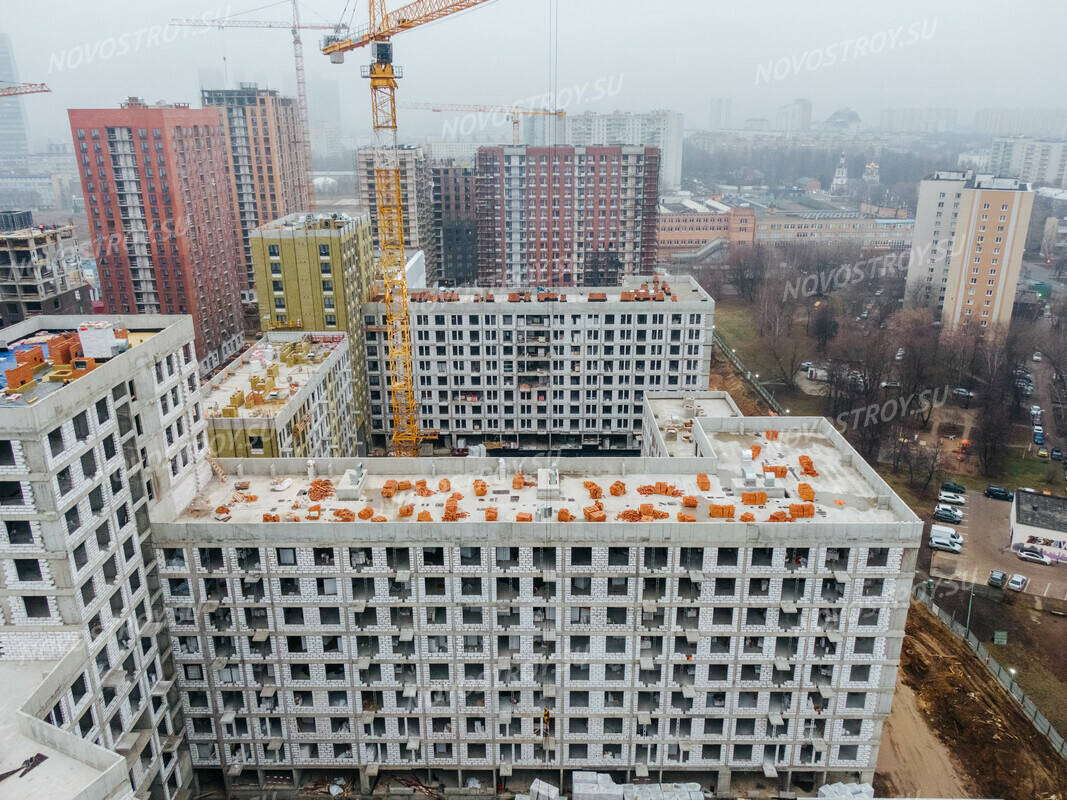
left=324, top=0, right=492, bottom=456
left=322, top=0, right=493, bottom=56
left=169, top=18, right=342, bottom=29
left=0, top=82, right=50, bottom=97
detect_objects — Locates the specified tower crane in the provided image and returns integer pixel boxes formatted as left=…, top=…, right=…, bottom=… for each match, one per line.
left=170, top=2, right=348, bottom=210
left=322, top=0, right=495, bottom=457
left=0, top=82, right=50, bottom=97
left=399, top=102, right=564, bottom=145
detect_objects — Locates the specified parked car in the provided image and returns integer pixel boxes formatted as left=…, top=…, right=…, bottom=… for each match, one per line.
left=985, top=485, right=1014, bottom=501
left=799, top=361, right=814, bottom=371
left=930, top=524, right=963, bottom=545
left=1017, top=550, right=1053, bottom=566
left=988, top=570, right=1008, bottom=588
left=937, top=490, right=966, bottom=505
left=1033, top=351, right=1043, bottom=362
left=1034, top=432, right=1045, bottom=445
left=932, top=505, right=963, bottom=523
left=895, top=347, right=905, bottom=361
left=1038, top=447, right=1049, bottom=459
left=952, top=387, right=974, bottom=399
left=941, top=481, right=966, bottom=494
left=1053, top=448, right=1062, bottom=461
left=1007, top=573, right=1028, bottom=592
left=930, top=538, right=962, bottom=554
left=1033, top=424, right=1044, bottom=435
left=1030, top=404, right=1043, bottom=416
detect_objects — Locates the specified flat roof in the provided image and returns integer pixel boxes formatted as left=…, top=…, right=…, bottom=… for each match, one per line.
left=646, top=393, right=740, bottom=458
left=0, top=323, right=158, bottom=408
left=202, top=333, right=346, bottom=422
left=1014, top=490, right=1067, bottom=535
left=0, top=660, right=107, bottom=800
left=172, top=433, right=909, bottom=527
left=385, top=274, right=710, bottom=307
left=254, top=212, right=359, bottom=232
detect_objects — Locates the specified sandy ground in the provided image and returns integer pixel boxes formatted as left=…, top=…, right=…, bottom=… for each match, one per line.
left=876, top=681, right=974, bottom=798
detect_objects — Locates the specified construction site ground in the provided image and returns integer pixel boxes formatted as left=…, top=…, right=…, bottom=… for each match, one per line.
left=874, top=600, right=1067, bottom=800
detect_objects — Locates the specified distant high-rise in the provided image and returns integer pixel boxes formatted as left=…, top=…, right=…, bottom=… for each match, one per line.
left=907, top=170, right=1034, bottom=330
left=709, top=96, right=732, bottom=130
left=974, top=108, right=1067, bottom=138
left=558, top=110, right=684, bottom=192
left=476, top=144, right=659, bottom=286
left=989, top=137, right=1067, bottom=188
left=0, top=33, right=29, bottom=164
left=878, top=107, right=958, bottom=133
left=202, top=84, right=310, bottom=297
left=69, top=98, right=245, bottom=372
left=430, top=158, right=478, bottom=286
left=775, top=99, right=812, bottom=135
left=356, top=145, right=438, bottom=283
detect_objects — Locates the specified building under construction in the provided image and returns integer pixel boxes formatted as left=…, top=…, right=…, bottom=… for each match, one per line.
left=152, top=397, right=919, bottom=798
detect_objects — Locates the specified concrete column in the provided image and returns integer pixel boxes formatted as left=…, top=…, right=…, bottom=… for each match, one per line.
left=715, top=768, right=731, bottom=796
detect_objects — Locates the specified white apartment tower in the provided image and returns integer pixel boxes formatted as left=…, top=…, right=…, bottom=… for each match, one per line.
left=362, top=275, right=713, bottom=454
left=0, top=314, right=211, bottom=800
left=150, top=403, right=920, bottom=797
left=989, top=137, right=1067, bottom=188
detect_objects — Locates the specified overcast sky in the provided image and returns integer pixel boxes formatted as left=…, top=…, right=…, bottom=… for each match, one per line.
left=8, top=0, right=1067, bottom=146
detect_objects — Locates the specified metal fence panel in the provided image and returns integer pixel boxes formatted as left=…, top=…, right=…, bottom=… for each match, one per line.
left=911, top=584, right=1067, bottom=762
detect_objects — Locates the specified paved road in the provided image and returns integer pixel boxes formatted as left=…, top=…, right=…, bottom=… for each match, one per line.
left=928, top=492, right=1067, bottom=600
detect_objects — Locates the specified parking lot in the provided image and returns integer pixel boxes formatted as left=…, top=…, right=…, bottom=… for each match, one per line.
left=928, top=491, right=1067, bottom=599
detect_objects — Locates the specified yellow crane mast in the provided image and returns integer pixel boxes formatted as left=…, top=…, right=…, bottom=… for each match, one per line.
left=322, top=0, right=494, bottom=456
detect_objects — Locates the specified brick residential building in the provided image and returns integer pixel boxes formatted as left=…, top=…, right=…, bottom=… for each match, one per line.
left=476, top=145, right=659, bottom=287
left=202, top=85, right=310, bottom=299
left=69, top=99, right=245, bottom=373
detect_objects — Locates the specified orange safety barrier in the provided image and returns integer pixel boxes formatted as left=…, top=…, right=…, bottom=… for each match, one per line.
left=741, top=491, right=768, bottom=505
left=584, top=481, right=603, bottom=499
left=708, top=503, right=735, bottom=518
left=516, top=512, right=533, bottom=522
left=417, top=510, right=432, bottom=521
left=797, top=483, right=815, bottom=501
left=438, top=478, right=451, bottom=492
left=609, top=481, right=626, bottom=496
left=766, top=430, right=779, bottom=440
left=682, top=495, right=698, bottom=507
left=381, top=479, right=398, bottom=498
left=739, top=512, right=755, bottom=522
left=357, top=507, right=374, bottom=520
left=696, top=473, right=711, bottom=491
left=677, top=512, right=696, bottom=522
left=484, top=507, right=498, bottom=521
left=473, top=479, right=487, bottom=496
left=557, top=508, right=573, bottom=522
left=789, top=502, right=815, bottom=518
left=262, top=513, right=279, bottom=522
left=397, top=504, right=414, bottom=518
left=763, top=465, right=788, bottom=478
left=512, top=474, right=525, bottom=490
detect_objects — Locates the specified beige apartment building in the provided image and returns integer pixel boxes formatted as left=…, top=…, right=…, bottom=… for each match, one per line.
left=908, top=171, right=1033, bottom=330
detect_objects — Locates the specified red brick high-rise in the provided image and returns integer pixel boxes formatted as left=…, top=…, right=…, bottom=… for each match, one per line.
left=476, top=144, right=660, bottom=287
left=69, top=98, right=244, bottom=372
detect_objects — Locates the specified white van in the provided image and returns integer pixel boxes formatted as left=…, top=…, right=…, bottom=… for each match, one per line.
left=930, top=524, right=963, bottom=545
left=930, top=526, right=962, bottom=553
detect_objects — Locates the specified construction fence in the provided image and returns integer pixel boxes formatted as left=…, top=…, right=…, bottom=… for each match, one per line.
left=912, top=583, right=1067, bottom=760
left=711, top=330, right=786, bottom=415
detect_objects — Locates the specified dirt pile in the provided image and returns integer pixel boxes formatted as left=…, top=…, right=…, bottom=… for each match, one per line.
left=900, top=601, right=1067, bottom=800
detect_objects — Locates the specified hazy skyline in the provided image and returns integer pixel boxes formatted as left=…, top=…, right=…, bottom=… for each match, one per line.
left=6, top=0, right=1067, bottom=146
